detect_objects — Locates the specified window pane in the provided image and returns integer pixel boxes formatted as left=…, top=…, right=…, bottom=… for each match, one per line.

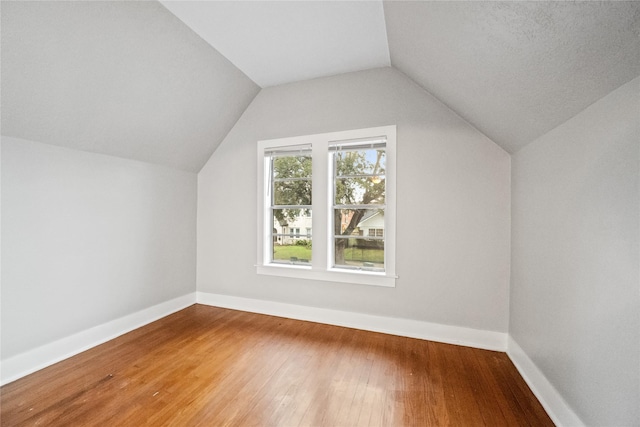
left=335, top=176, right=385, bottom=205
left=273, top=179, right=312, bottom=206
left=272, top=209, right=312, bottom=264
left=272, top=239, right=312, bottom=265
left=273, top=155, right=312, bottom=179
left=335, top=149, right=385, bottom=177
left=333, top=208, right=384, bottom=237
left=334, top=237, right=384, bottom=270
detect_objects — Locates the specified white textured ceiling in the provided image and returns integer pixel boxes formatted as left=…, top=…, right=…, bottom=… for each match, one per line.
left=160, top=1, right=391, bottom=88
left=384, top=1, right=640, bottom=152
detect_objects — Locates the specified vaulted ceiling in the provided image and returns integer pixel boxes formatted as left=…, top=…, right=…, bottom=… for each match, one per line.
left=2, top=1, right=639, bottom=171
left=160, top=1, right=391, bottom=88
left=1, top=1, right=259, bottom=172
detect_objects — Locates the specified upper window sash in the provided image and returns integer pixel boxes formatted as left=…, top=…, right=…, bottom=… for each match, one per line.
left=265, top=144, right=312, bottom=157
left=328, top=137, right=386, bottom=151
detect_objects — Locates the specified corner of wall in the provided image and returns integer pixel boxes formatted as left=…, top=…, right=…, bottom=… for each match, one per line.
left=507, top=337, right=585, bottom=427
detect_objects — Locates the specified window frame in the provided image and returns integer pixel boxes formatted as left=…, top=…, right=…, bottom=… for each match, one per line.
left=256, top=125, right=397, bottom=287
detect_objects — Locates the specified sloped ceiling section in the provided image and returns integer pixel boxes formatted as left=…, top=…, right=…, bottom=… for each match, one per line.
left=385, top=1, right=640, bottom=153
left=160, top=1, right=390, bottom=88
left=1, top=1, right=259, bottom=172
left=3, top=1, right=639, bottom=163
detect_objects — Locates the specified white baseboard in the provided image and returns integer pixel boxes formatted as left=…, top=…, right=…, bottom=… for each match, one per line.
left=196, top=292, right=507, bottom=351
left=0, top=292, right=197, bottom=386
left=507, top=336, right=584, bottom=427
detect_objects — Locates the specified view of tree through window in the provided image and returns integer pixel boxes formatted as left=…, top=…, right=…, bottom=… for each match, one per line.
left=270, top=151, right=312, bottom=264
left=332, top=143, right=386, bottom=271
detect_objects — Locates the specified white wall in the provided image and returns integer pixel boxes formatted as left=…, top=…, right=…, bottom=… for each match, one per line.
left=1, top=137, right=197, bottom=360
left=198, top=67, right=511, bottom=333
left=510, top=77, right=640, bottom=426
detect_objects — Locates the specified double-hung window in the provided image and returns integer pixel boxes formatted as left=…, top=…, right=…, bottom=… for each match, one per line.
left=330, top=139, right=387, bottom=272
left=267, top=145, right=312, bottom=262
left=257, top=125, right=396, bottom=287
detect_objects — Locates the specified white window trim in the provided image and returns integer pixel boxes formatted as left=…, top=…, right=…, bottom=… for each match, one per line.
left=256, top=125, right=397, bottom=287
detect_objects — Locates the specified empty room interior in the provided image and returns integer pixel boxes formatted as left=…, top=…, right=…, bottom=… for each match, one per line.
left=1, top=1, right=639, bottom=426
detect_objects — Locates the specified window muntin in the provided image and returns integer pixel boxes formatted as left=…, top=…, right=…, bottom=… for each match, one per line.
left=334, top=235, right=384, bottom=269
left=257, top=126, right=396, bottom=287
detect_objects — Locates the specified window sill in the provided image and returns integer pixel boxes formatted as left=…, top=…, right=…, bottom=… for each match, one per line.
left=256, top=264, right=396, bottom=287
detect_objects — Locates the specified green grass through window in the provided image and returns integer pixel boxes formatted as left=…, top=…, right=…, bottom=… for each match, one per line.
left=273, top=245, right=383, bottom=264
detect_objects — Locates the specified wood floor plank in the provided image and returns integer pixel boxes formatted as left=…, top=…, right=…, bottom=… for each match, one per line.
left=470, top=348, right=529, bottom=427
left=0, top=305, right=554, bottom=426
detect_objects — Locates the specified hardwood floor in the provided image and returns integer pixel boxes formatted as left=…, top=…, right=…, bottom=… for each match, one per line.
left=1, top=305, right=553, bottom=426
